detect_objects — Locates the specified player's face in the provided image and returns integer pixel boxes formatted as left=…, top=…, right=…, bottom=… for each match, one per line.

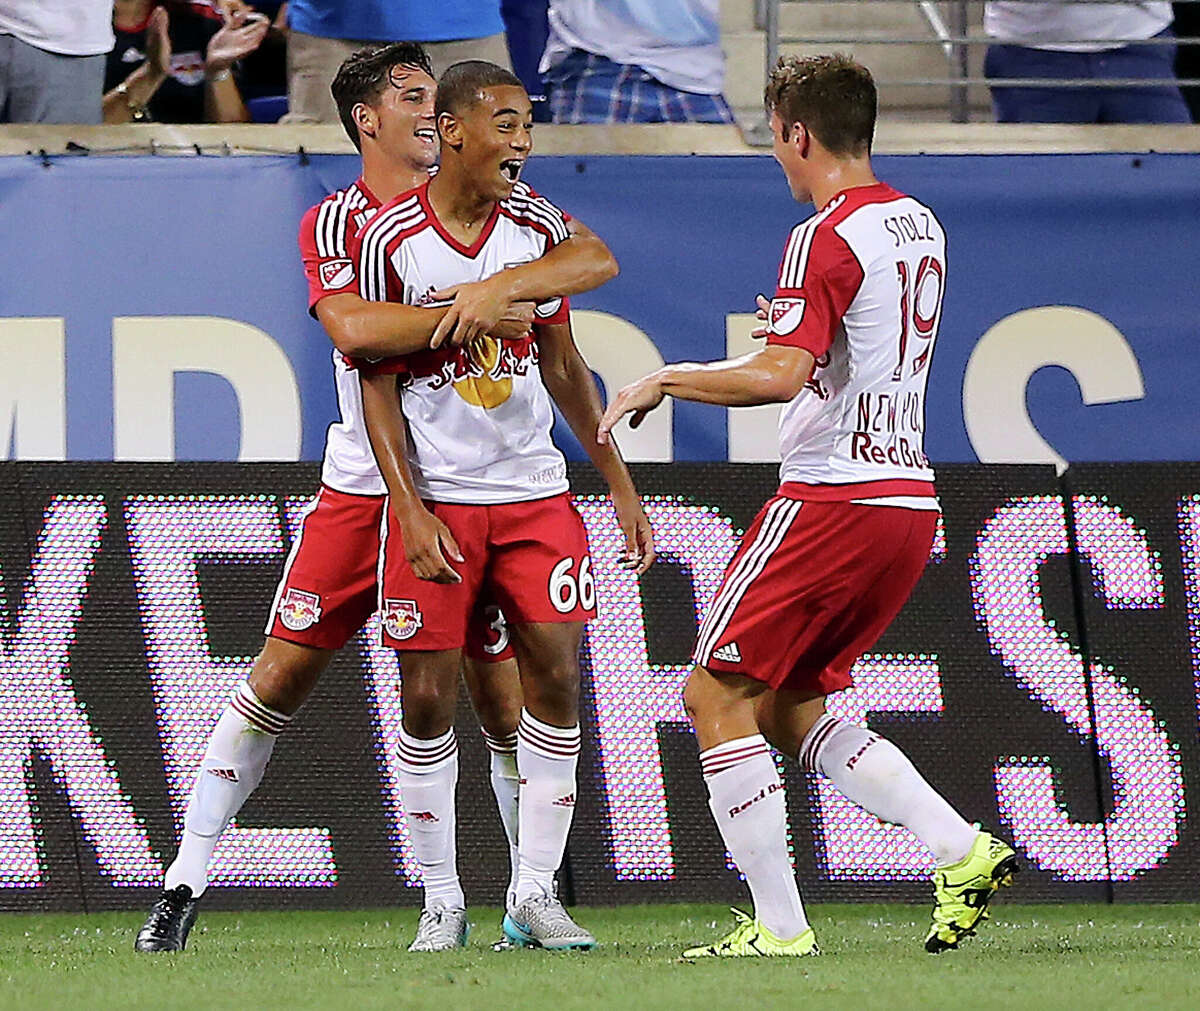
left=770, top=110, right=811, bottom=203
left=453, top=84, right=534, bottom=201
left=371, top=64, right=438, bottom=171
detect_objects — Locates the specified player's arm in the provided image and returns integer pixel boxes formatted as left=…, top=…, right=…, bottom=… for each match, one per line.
left=359, top=371, right=464, bottom=584
left=430, top=217, right=619, bottom=348
left=536, top=321, right=654, bottom=574
left=598, top=345, right=816, bottom=443
left=600, top=224, right=859, bottom=441
left=315, top=295, right=536, bottom=360
left=303, top=203, right=534, bottom=359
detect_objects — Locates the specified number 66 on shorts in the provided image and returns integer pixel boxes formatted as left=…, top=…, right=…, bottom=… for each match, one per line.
left=548, top=555, right=595, bottom=614
left=378, top=492, right=598, bottom=650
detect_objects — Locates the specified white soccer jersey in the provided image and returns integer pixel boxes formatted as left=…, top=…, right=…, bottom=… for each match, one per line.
left=765, top=182, right=945, bottom=507
left=299, top=179, right=387, bottom=496
left=354, top=180, right=572, bottom=505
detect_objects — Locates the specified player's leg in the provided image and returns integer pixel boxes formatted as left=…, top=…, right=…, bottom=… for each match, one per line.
left=748, top=501, right=1015, bottom=952
left=500, top=620, right=595, bottom=950
left=759, top=689, right=978, bottom=865
left=137, top=488, right=383, bottom=953
left=485, top=494, right=595, bottom=950
left=394, top=648, right=472, bottom=951
left=380, top=501, right=487, bottom=951
left=757, top=688, right=1016, bottom=952
left=163, top=638, right=333, bottom=892
left=680, top=664, right=817, bottom=958
left=136, top=637, right=335, bottom=953
left=508, top=620, right=583, bottom=893
left=462, top=607, right=523, bottom=909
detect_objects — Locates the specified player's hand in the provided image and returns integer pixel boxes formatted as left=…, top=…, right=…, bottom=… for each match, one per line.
left=612, top=489, right=655, bottom=575
left=597, top=375, right=665, bottom=445
left=489, top=301, right=536, bottom=341
left=430, top=277, right=511, bottom=349
left=751, top=292, right=771, bottom=339
left=397, top=504, right=463, bottom=584
left=145, top=6, right=172, bottom=79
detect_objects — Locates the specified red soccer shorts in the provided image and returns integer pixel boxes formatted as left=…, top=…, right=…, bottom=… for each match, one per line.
left=266, top=486, right=512, bottom=660
left=693, top=495, right=938, bottom=695
left=378, top=492, right=595, bottom=651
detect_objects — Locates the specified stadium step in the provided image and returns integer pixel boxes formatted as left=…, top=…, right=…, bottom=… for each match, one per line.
left=721, top=0, right=991, bottom=126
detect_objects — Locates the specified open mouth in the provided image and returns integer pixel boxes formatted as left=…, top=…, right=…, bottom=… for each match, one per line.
left=499, top=159, right=524, bottom=184
left=414, top=127, right=436, bottom=144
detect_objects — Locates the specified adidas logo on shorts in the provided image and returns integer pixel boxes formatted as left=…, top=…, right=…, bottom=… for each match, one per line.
left=712, top=642, right=743, bottom=663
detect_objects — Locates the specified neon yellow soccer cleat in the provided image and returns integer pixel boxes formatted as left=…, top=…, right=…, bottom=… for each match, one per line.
left=925, top=831, right=1019, bottom=953
left=682, top=908, right=819, bottom=959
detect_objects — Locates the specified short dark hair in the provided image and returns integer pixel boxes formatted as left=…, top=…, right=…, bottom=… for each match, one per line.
left=331, top=42, right=434, bottom=150
left=434, top=60, right=524, bottom=120
left=765, top=54, right=876, bottom=156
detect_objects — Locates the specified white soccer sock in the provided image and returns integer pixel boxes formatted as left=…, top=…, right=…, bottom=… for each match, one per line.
left=397, top=726, right=464, bottom=910
left=800, top=714, right=977, bottom=866
left=514, top=709, right=579, bottom=906
left=700, top=735, right=809, bottom=940
left=164, top=682, right=289, bottom=897
left=483, top=728, right=521, bottom=908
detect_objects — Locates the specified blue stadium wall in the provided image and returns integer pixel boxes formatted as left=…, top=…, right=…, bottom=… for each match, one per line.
left=0, top=152, right=1197, bottom=465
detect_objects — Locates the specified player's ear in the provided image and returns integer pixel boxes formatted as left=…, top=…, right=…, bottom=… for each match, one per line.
left=794, top=121, right=811, bottom=159
left=352, top=102, right=377, bottom=143
left=437, top=111, right=463, bottom=149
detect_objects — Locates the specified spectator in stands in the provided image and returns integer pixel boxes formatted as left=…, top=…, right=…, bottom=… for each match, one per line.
left=281, top=1, right=510, bottom=123
left=539, top=0, right=732, bottom=123
left=985, top=1, right=1191, bottom=123
left=0, top=1, right=114, bottom=124
left=219, top=0, right=288, bottom=115
left=104, top=1, right=269, bottom=123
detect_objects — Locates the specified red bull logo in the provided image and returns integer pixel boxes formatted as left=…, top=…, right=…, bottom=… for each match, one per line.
left=278, top=588, right=322, bottom=631
left=383, top=598, right=423, bottom=641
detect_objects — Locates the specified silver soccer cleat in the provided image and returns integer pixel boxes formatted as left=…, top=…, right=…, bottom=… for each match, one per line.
left=501, top=894, right=596, bottom=950
left=408, top=905, right=470, bottom=952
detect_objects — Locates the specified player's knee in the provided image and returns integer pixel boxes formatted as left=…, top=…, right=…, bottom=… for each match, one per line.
left=401, top=682, right=455, bottom=737
left=475, top=693, right=521, bottom=739
left=523, top=662, right=579, bottom=719
left=249, top=657, right=312, bottom=715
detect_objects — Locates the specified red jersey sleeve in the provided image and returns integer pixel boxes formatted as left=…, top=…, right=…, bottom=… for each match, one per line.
left=299, top=202, right=359, bottom=318
left=766, top=220, right=864, bottom=358
left=532, top=295, right=571, bottom=327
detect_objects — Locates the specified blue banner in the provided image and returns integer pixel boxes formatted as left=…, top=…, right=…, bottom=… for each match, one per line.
left=0, top=152, right=1196, bottom=464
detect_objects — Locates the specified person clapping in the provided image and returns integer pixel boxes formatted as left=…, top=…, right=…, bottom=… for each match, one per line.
left=104, top=0, right=268, bottom=123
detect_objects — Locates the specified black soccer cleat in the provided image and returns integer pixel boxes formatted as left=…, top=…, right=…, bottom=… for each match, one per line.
left=134, top=884, right=200, bottom=952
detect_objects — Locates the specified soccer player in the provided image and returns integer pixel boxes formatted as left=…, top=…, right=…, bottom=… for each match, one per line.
left=353, top=60, right=654, bottom=951
left=598, top=54, right=1017, bottom=957
left=135, top=42, right=620, bottom=954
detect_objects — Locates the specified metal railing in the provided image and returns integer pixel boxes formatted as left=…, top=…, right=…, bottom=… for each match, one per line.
left=748, top=0, right=1200, bottom=131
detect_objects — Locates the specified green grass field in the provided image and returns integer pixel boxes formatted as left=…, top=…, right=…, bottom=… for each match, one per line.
left=2, top=903, right=1197, bottom=1011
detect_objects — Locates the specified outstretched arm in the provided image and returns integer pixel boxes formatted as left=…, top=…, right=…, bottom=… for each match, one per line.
left=536, top=321, right=654, bottom=574
left=359, top=372, right=464, bottom=584
left=597, top=345, right=816, bottom=445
